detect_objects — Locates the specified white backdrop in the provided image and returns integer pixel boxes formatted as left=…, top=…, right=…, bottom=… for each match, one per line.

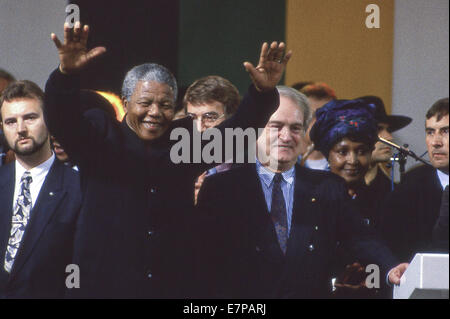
left=0, top=0, right=66, bottom=89
left=392, top=0, right=449, bottom=172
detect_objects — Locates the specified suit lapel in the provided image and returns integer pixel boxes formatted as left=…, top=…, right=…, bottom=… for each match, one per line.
left=240, top=164, right=285, bottom=262
left=0, top=164, right=15, bottom=265
left=9, top=160, right=66, bottom=279
left=239, top=164, right=319, bottom=261
left=286, top=165, right=316, bottom=260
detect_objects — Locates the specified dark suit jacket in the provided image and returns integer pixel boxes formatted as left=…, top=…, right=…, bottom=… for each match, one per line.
left=363, top=167, right=395, bottom=230
left=44, top=68, right=279, bottom=298
left=195, top=163, right=398, bottom=299
left=380, top=165, right=445, bottom=262
left=433, top=185, right=449, bottom=251
left=0, top=159, right=82, bottom=298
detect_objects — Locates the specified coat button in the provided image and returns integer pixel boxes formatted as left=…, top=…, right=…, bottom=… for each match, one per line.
left=314, top=226, right=319, bottom=231
left=255, top=246, right=261, bottom=252
left=147, top=273, right=153, bottom=279
left=308, top=244, right=315, bottom=252
left=311, top=198, right=316, bottom=202
left=49, top=192, right=54, bottom=196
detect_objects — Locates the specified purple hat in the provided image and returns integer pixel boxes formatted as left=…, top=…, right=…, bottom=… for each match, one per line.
left=310, top=99, right=378, bottom=157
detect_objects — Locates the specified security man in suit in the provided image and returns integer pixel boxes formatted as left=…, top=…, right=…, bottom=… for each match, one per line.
left=196, top=88, right=408, bottom=298
left=381, top=98, right=449, bottom=262
left=0, top=80, right=81, bottom=298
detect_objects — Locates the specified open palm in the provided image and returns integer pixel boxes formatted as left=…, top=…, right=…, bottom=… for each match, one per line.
left=51, top=22, right=106, bottom=74
left=244, top=42, right=292, bottom=92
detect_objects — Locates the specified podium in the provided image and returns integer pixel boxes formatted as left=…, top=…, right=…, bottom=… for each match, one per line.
left=394, top=253, right=449, bottom=299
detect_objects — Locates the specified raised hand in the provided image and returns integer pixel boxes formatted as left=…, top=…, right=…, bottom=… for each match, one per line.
left=243, top=41, right=292, bottom=92
left=51, top=22, right=106, bottom=75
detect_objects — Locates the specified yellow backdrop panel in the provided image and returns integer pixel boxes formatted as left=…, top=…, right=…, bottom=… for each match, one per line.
left=286, top=0, right=394, bottom=112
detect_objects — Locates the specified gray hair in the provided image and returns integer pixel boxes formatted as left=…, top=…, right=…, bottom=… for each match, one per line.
left=276, top=85, right=311, bottom=130
left=121, top=63, right=178, bottom=102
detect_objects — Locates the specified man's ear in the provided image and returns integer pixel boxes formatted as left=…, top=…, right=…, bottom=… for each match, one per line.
left=122, top=97, right=128, bottom=113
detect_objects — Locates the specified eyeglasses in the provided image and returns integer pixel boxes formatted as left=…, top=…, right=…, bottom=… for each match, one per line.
left=186, top=112, right=226, bottom=124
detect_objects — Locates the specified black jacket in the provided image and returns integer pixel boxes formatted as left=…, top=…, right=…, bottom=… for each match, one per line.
left=195, top=164, right=398, bottom=298
left=0, top=160, right=82, bottom=298
left=44, top=68, right=279, bottom=298
left=380, top=165, right=445, bottom=262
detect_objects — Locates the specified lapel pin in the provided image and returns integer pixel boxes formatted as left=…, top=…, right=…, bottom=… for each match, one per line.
left=311, top=198, right=316, bottom=202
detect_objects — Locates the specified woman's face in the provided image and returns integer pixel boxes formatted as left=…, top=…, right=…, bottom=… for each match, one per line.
left=328, top=138, right=373, bottom=186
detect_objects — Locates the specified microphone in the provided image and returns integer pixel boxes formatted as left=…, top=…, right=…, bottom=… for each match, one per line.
left=378, top=136, right=431, bottom=166
left=378, top=137, right=408, bottom=152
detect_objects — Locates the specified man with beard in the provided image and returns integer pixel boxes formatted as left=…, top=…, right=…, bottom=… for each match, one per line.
left=0, top=80, right=81, bottom=298
left=44, top=22, right=290, bottom=298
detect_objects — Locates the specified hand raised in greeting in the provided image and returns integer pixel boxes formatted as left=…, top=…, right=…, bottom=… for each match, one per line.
left=51, top=21, right=106, bottom=74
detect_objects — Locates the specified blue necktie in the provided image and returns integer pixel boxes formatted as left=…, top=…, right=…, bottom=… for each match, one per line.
left=271, top=173, right=288, bottom=254
left=4, top=171, right=33, bottom=273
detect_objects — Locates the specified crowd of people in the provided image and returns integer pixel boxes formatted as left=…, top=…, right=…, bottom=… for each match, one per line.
left=0, top=22, right=448, bottom=299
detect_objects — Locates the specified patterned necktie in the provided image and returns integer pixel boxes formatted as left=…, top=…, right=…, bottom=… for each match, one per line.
left=271, top=173, right=288, bottom=254
left=4, top=171, right=33, bottom=273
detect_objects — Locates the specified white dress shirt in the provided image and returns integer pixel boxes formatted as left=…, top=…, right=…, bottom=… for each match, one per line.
left=256, top=159, right=295, bottom=234
left=437, top=169, right=449, bottom=190
left=13, top=153, right=55, bottom=211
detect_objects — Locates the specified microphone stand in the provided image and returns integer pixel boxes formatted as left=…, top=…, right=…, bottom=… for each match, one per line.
left=378, top=137, right=432, bottom=182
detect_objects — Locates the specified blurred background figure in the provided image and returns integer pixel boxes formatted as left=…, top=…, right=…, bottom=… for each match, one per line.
left=301, top=82, right=337, bottom=112
left=50, top=90, right=122, bottom=171
left=0, top=69, right=15, bottom=95
left=183, top=75, right=240, bottom=204
left=51, top=136, right=69, bottom=163
left=358, top=96, right=412, bottom=206
left=291, top=81, right=313, bottom=91
left=298, top=82, right=337, bottom=170
left=0, top=69, right=16, bottom=166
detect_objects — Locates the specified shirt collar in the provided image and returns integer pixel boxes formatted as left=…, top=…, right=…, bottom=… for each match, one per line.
left=15, top=153, right=55, bottom=181
left=436, top=169, right=449, bottom=189
left=256, top=159, right=295, bottom=187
